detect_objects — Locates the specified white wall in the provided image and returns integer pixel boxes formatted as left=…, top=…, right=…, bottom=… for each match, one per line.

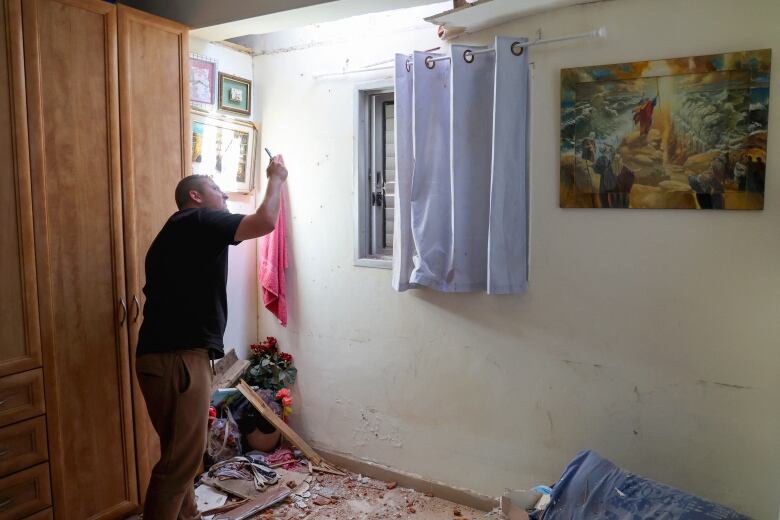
left=253, top=1, right=780, bottom=518
left=189, top=38, right=258, bottom=360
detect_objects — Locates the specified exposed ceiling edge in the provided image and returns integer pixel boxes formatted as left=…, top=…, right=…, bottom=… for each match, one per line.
left=425, top=0, right=606, bottom=36
left=191, top=0, right=436, bottom=42
left=118, top=0, right=338, bottom=29
left=213, top=40, right=254, bottom=55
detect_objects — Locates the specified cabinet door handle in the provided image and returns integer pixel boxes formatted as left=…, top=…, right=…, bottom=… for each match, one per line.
left=132, top=294, right=140, bottom=322
left=119, top=298, right=127, bottom=325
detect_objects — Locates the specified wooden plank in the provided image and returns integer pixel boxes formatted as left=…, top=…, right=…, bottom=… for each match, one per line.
left=212, top=488, right=291, bottom=520
left=312, top=464, right=347, bottom=477
left=237, top=380, right=324, bottom=466
left=201, top=499, right=247, bottom=516
left=213, top=349, right=238, bottom=378
left=211, top=359, right=250, bottom=394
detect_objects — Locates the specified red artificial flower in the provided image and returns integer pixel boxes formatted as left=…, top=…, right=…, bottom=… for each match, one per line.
left=282, top=396, right=293, bottom=407
left=276, top=388, right=291, bottom=399
left=250, top=337, right=279, bottom=356
left=279, top=352, right=293, bottom=363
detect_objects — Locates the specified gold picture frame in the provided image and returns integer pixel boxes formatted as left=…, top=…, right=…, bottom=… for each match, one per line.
left=191, top=110, right=256, bottom=193
left=218, top=72, right=252, bottom=116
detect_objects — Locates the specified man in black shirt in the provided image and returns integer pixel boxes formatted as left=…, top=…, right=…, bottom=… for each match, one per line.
left=136, top=156, right=287, bottom=520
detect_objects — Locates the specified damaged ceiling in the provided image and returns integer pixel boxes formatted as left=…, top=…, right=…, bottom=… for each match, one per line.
left=119, top=0, right=603, bottom=44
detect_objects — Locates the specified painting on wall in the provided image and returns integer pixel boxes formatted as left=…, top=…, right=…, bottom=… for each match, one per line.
left=189, top=54, right=216, bottom=105
left=560, top=49, right=771, bottom=209
left=218, top=72, right=252, bottom=116
left=191, top=111, right=256, bottom=193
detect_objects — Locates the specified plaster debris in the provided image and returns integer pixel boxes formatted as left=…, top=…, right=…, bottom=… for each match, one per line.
left=200, top=468, right=485, bottom=520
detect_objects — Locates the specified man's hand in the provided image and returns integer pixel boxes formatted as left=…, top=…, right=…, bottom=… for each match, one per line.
left=267, top=155, right=288, bottom=183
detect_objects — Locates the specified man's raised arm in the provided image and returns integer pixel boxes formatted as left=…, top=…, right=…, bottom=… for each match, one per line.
left=235, top=155, right=288, bottom=241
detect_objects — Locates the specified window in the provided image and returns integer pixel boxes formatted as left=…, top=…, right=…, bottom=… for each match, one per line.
left=355, top=85, right=394, bottom=268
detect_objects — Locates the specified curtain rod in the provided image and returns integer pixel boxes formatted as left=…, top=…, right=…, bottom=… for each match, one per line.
left=314, top=27, right=606, bottom=79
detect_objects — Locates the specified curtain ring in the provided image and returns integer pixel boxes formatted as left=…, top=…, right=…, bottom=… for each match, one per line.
left=463, top=49, right=475, bottom=64
left=425, top=55, right=435, bottom=69
left=511, top=42, right=525, bottom=56
left=405, top=59, right=411, bottom=72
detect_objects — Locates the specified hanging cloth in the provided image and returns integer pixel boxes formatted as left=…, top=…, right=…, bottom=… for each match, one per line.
left=258, top=188, right=288, bottom=326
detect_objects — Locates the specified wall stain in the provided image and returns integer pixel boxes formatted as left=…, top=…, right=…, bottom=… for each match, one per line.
left=698, top=380, right=754, bottom=390
left=563, top=359, right=604, bottom=369
left=352, top=407, right=403, bottom=448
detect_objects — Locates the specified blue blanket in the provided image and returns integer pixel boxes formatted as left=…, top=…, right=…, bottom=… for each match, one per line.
left=532, top=450, right=751, bottom=520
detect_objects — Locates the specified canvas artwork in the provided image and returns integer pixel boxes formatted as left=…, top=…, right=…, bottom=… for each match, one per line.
left=191, top=112, right=255, bottom=193
left=560, top=49, right=771, bottom=209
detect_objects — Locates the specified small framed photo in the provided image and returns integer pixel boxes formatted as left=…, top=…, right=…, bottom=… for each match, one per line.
left=189, top=54, right=216, bottom=105
left=218, top=73, right=252, bottom=115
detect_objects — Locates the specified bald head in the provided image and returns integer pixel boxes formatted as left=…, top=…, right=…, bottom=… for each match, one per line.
left=175, top=175, right=210, bottom=209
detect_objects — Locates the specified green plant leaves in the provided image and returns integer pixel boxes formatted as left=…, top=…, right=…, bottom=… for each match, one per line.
left=244, top=350, right=297, bottom=392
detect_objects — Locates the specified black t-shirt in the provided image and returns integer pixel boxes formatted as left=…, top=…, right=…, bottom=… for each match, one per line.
left=137, top=208, right=245, bottom=359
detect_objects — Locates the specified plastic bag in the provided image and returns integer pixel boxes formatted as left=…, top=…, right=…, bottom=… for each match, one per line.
left=207, top=408, right=242, bottom=463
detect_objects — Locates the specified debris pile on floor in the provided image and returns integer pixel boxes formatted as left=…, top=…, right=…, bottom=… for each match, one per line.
left=195, top=345, right=486, bottom=519
left=196, top=462, right=486, bottom=519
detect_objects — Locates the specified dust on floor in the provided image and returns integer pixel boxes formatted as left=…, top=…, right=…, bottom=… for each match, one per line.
left=224, top=471, right=492, bottom=519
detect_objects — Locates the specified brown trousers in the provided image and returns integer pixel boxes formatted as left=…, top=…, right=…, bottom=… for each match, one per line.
left=137, top=350, right=211, bottom=520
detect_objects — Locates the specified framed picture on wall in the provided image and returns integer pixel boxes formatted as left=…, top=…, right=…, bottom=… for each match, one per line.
left=191, top=111, right=256, bottom=193
left=560, top=49, right=771, bottom=210
left=189, top=54, right=217, bottom=105
left=218, top=72, right=252, bottom=115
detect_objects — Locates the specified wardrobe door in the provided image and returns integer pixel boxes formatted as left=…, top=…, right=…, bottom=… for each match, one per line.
left=117, top=4, right=190, bottom=500
left=0, top=0, right=40, bottom=379
left=23, top=0, right=138, bottom=517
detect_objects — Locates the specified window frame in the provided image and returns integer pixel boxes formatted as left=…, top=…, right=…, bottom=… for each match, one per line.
left=353, top=80, right=394, bottom=269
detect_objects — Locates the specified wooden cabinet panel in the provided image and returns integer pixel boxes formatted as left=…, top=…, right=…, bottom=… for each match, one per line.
left=0, top=416, right=48, bottom=477
left=26, top=507, right=53, bottom=519
left=0, top=369, right=45, bottom=428
left=0, top=0, right=41, bottom=378
left=23, top=0, right=137, bottom=517
left=0, top=463, right=51, bottom=519
left=117, top=4, right=189, bottom=500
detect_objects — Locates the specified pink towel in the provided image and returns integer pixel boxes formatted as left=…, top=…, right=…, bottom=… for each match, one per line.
left=258, top=190, right=288, bottom=327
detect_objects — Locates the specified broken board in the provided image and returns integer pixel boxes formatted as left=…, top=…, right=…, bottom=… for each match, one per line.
left=213, top=349, right=238, bottom=377
left=211, top=357, right=251, bottom=394
left=237, top=381, right=319, bottom=463
left=211, top=488, right=291, bottom=520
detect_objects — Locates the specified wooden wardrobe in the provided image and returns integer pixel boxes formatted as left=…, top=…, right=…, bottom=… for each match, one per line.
left=0, top=0, right=189, bottom=517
